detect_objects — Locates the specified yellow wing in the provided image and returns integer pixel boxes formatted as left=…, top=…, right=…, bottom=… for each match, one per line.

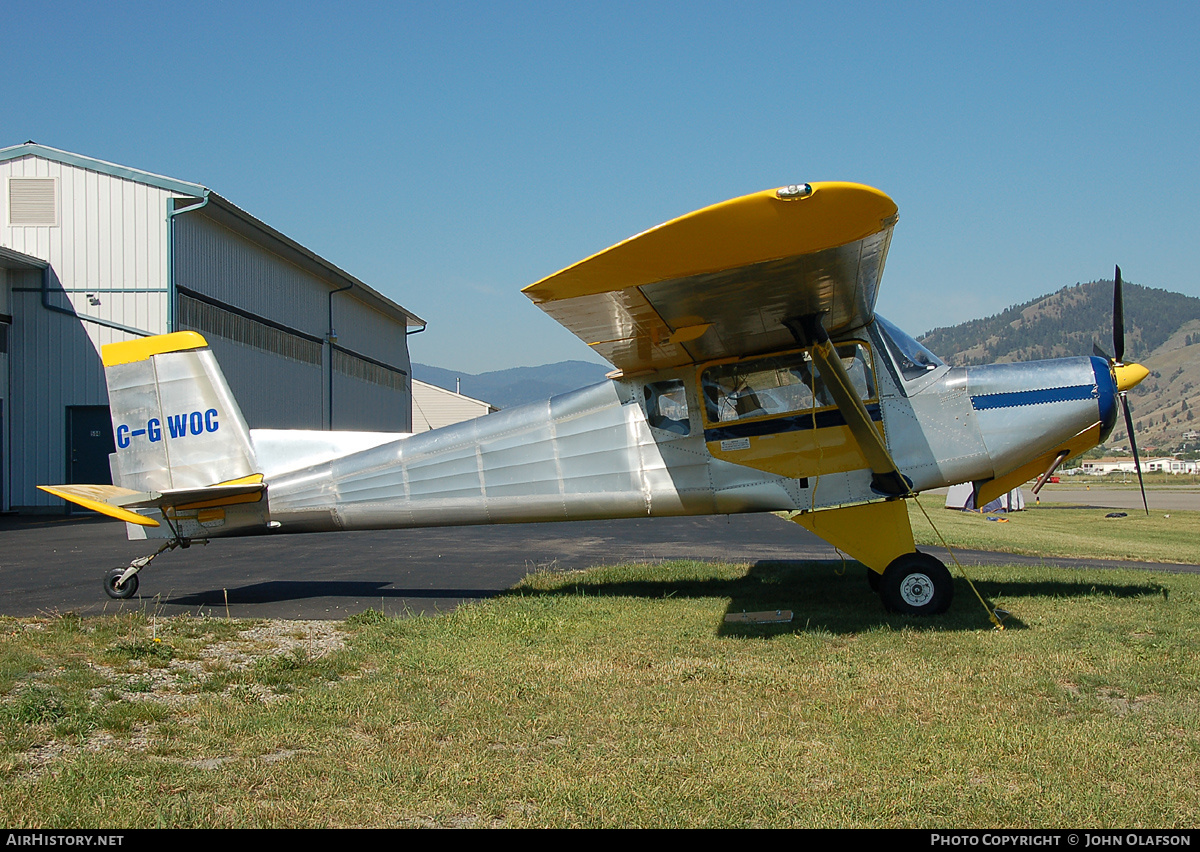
left=523, top=182, right=898, bottom=373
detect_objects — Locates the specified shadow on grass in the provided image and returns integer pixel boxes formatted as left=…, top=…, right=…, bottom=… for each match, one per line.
left=142, top=561, right=1168, bottom=636
left=505, top=559, right=1170, bottom=637
left=167, top=581, right=502, bottom=607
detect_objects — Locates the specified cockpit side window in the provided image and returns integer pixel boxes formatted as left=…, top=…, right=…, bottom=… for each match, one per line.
left=875, top=315, right=945, bottom=382
left=700, top=343, right=876, bottom=425
left=644, top=379, right=690, bottom=435
left=842, top=343, right=877, bottom=401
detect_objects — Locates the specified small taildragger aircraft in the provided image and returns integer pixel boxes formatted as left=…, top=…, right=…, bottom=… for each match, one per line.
left=40, top=182, right=1151, bottom=615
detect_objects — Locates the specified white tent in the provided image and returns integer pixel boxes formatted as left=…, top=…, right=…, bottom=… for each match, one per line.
left=944, top=483, right=1025, bottom=512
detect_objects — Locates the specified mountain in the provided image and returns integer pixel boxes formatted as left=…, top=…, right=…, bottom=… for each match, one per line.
left=920, top=280, right=1200, bottom=366
left=919, top=280, right=1200, bottom=451
left=412, top=360, right=611, bottom=410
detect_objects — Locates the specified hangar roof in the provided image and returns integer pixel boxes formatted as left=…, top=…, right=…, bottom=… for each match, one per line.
left=0, top=142, right=425, bottom=330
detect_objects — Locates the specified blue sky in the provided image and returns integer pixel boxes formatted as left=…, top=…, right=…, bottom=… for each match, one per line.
left=9, top=2, right=1198, bottom=372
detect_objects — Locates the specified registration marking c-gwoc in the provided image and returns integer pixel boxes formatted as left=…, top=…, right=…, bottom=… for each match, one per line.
left=116, top=409, right=219, bottom=448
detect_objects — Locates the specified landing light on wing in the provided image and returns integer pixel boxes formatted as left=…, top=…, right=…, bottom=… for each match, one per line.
left=776, top=184, right=813, bottom=199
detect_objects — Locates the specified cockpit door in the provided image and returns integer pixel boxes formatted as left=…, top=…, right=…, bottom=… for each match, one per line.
left=700, top=342, right=882, bottom=479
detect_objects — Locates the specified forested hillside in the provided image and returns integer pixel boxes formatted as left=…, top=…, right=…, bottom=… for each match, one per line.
left=918, top=279, right=1200, bottom=451
left=919, top=280, right=1200, bottom=366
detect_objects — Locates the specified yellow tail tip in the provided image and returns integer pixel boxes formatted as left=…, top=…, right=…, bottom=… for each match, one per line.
left=101, top=331, right=209, bottom=367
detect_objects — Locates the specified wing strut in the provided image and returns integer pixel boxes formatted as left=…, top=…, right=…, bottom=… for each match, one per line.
left=783, top=312, right=910, bottom=497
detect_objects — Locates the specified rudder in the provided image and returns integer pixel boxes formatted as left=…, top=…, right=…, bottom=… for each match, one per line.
left=102, top=331, right=258, bottom=491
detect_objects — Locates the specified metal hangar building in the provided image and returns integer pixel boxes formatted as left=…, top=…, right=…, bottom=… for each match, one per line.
left=0, top=142, right=426, bottom=513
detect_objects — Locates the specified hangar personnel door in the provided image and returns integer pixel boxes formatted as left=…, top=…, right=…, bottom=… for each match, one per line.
left=66, top=406, right=116, bottom=510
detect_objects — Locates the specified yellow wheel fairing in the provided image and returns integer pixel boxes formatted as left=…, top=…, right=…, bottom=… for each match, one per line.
left=788, top=499, right=916, bottom=574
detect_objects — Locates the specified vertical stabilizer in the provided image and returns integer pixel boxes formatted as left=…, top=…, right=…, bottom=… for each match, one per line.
left=102, top=332, right=258, bottom=491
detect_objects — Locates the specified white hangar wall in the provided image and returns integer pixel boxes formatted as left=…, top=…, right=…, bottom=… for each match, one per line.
left=1, top=149, right=174, bottom=338
left=171, top=202, right=415, bottom=432
left=1, top=147, right=179, bottom=512
left=0, top=143, right=424, bottom=512
left=411, top=380, right=497, bottom=432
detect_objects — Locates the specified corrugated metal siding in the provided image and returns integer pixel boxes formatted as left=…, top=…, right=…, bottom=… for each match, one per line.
left=176, top=211, right=412, bottom=370
left=2, top=154, right=173, bottom=334
left=1, top=150, right=417, bottom=507
left=332, top=347, right=406, bottom=390
left=178, top=294, right=323, bottom=365
left=1, top=155, right=177, bottom=508
left=193, top=336, right=325, bottom=430
left=331, top=296, right=411, bottom=369
left=332, top=371, right=410, bottom=432
left=7, top=280, right=142, bottom=507
left=173, top=213, right=327, bottom=336
left=174, top=208, right=413, bottom=433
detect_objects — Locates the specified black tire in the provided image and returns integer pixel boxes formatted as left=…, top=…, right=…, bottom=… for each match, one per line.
left=866, top=568, right=882, bottom=592
left=879, top=553, right=953, bottom=615
left=104, top=568, right=139, bottom=600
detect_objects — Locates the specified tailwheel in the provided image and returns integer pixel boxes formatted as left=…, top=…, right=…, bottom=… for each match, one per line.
left=104, top=568, right=139, bottom=600
left=879, top=552, right=953, bottom=615
left=100, top=537, right=190, bottom=600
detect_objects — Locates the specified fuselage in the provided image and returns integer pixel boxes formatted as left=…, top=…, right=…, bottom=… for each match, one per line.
left=243, top=316, right=1119, bottom=536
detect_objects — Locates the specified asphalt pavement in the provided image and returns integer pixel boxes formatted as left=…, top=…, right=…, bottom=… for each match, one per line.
left=2, top=487, right=1196, bottom=620
left=1029, top=486, right=1200, bottom=512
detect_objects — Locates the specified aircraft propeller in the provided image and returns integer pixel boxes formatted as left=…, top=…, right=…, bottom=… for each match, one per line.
left=1095, top=266, right=1149, bottom=515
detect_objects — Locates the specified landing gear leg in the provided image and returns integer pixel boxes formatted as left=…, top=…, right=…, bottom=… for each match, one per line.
left=102, top=538, right=191, bottom=600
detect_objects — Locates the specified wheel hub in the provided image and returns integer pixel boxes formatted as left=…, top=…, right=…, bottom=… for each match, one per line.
left=899, top=573, right=934, bottom=607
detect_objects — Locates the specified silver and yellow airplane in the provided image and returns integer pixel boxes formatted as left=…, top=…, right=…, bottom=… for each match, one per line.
left=40, top=182, right=1150, bottom=614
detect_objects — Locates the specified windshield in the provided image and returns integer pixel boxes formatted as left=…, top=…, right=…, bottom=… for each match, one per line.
left=874, top=315, right=945, bottom=382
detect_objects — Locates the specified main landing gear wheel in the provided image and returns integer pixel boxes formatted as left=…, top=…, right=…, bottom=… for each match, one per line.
left=104, top=568, right=139, bottom=600
left=879, top=552, right=953, bottom=615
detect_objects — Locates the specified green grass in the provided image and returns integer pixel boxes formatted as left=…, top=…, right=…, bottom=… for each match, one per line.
left=2, top=558, right=1199, bottom=827
left=909, top=498, right=1200, bottom=564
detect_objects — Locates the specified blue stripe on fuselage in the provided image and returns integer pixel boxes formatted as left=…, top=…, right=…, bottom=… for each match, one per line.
left=970, top=385, right=1097, bottom=411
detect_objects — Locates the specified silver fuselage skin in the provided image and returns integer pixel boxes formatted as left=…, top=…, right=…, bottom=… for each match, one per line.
left=201, top=318, right=1117, bottom=539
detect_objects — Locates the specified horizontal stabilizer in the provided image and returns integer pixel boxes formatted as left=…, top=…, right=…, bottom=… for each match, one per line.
left=37, top=485, right=162, bottom=526
left=39, top=476, right=266, bottom=528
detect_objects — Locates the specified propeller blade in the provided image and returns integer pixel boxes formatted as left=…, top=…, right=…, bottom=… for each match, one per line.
left=1113, top=265, right=1125, bottom=364
left=1093, top=342, right=1111, bottom=361
left=1120, top=393, right=1149, bottom=515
